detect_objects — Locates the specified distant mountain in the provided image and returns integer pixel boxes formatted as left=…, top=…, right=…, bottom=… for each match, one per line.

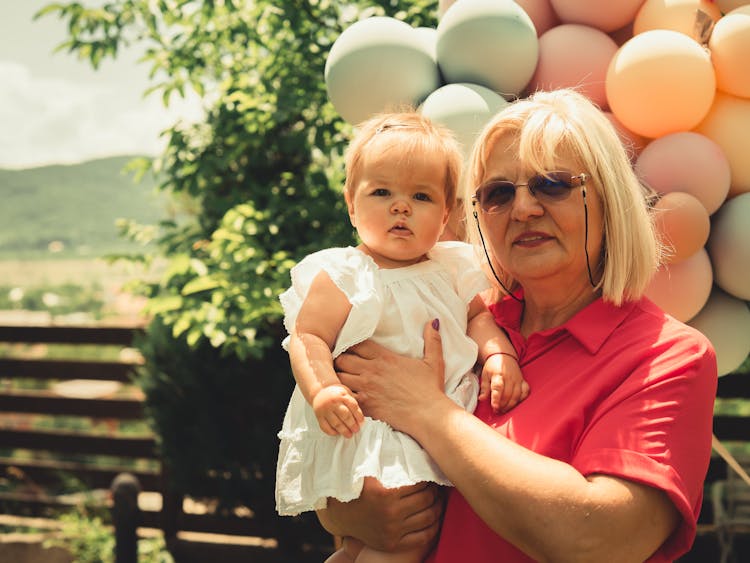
left=0, top=156, right=168, bottom=259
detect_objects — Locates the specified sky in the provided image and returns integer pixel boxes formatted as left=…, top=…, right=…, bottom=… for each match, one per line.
left=0, top=0, right=203, bottom=170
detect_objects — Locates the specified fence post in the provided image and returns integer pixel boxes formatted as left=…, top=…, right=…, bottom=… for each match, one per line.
left=111, top=472, right=141, bottom=563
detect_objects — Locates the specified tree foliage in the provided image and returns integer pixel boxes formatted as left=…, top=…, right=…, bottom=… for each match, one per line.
left=39, top=0, right=438, bottom=526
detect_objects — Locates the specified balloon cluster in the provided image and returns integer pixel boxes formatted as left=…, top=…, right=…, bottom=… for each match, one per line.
left=324, top=0, right=750, bottom=375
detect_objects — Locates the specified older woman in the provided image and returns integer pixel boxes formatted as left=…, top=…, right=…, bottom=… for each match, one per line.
left=319, top=89, right=717, bottom=562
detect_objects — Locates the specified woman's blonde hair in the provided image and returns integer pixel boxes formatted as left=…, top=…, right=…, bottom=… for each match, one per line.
left=344, top=110, right=464, bottom=211
left=464, top=89, right=662, bottom=305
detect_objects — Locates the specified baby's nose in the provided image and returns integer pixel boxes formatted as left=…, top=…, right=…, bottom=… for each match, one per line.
left=391, top=199, right=411, bottom=215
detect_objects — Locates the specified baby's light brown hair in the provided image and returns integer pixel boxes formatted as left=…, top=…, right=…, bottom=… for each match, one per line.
left=343, top=110, right=464, bottom=211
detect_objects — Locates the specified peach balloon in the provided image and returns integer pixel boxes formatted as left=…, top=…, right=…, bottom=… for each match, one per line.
left=653, top=192, right=711, bottom=263
left=695, top=91, right=750, bottom=197
left=604, top=111, right=648, bottom=160
left=707, top=192, right=750, bottom=300
left=549, top=0, right=646, bottom=32
left=709, top=6, right=750, bottom=98
left=606, top=30, right=716, bottom=138
left=716, top=0, right=750, bottom=14
left=528, top=24, right=618, bottom=110
left=634, top=0, right=723, bottom=41
left=634, top=132, right=731, bottom=214
left=688, top=287, right=750, bottom=376
left=644, top=248, right=713, bottom=322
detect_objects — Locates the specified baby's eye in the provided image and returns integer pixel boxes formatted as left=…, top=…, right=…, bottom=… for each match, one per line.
left=414, top=192, right=432, bottom=202
left=371, top=188, right=390, bottom=196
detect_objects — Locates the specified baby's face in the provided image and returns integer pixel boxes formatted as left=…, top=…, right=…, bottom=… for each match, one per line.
left=345, top=137, right=451, bottom=269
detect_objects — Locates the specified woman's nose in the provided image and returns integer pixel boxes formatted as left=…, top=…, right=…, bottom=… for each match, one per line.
left=391, top=198, right=411, bottom=215
left=509, top=186, right=543, bottom=221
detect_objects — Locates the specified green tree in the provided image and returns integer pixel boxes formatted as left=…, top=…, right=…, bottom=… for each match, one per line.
left=39, top=0, right=438, bottom=551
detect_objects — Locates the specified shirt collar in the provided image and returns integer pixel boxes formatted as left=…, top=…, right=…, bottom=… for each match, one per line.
left=491, top=292, right=638, bottom=355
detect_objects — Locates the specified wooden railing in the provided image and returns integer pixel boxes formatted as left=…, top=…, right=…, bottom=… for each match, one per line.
left=0, top=323, right=333, bottom=562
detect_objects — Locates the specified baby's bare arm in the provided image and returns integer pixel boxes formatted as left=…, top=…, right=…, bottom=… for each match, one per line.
left=467, top=295, right=529, bottom=412
left=289, top=271, right=363, bottom=436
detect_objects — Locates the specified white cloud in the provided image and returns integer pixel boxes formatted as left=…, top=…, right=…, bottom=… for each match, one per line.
left=0, top=60, right=203, bottom=169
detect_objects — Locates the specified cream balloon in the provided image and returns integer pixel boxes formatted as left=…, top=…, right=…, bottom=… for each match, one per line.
left=549, top=0, right=646, bottom=32
left=440, top=0, right=559, bottom=34
left=695, top=92, right=750, bottom=197
left=688, top=288, right=750, bottom=376
left=419, top=83, right=510, bottom=160
left=644, top=248, right=713, bottom=322
left=436, top=0, right=539, bottom=96
left=654, top=192, right=711, bottom=263
left=709, top=6, right=750, bottom=98
left=634, top=132, right=731, bottom=215
left=707, top=193, right=750, bottom=300
left=528, top=24, right=618, bottom=110
left=606, top=30, right=716, bottom=138
left=324, top=17, right=440, bottom=125
left=634, top=0, right=723, bottom=41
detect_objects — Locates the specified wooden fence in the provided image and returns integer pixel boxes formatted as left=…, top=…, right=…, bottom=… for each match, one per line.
left=0, top=323, right=333, bottom=562
left=1, top=323, right=749, bottom=562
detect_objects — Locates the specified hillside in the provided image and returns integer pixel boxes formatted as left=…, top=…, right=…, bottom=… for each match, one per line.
left=0, top=156, right=168, bottom=259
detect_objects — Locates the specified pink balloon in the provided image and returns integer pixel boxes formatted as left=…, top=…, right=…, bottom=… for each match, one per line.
left=528, top=24, right=618, bottom=109
left=609, top=22, right=635, bottom=46
left=645, top=248, right=713, bottom=322
left=653, top=191, right=711, bottom=263
left=635, top=132, right=731, bottom=214
left=515, top=0, right=561, bottom=35
left=549, top=0, right=646, bottom=32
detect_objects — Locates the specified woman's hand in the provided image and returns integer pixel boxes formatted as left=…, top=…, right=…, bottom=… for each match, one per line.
left=316, top=477, right=444, bottom=552
left=335, top=320, right=447, bottom=434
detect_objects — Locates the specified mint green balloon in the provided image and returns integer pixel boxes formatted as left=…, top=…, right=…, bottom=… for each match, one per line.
left=325, top=17, right=440, bottom=125
left=420, top=82, right=509, bottom=160
left=437, top=0, right=538, bottom=96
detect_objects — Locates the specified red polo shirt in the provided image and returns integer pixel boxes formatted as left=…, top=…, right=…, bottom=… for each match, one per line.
left=428, top=296, right=717, bottom=562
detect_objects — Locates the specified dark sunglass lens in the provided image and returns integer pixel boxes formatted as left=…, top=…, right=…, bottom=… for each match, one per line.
left=480, top=182, right=515, bottom=212
left=530, top=172, right=574, bottom=200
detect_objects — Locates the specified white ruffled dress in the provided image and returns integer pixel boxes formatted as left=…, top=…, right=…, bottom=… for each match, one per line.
left=275, top=241, right=489, bottom=516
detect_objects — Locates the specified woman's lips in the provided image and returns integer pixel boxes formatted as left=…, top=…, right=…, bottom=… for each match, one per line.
left=514, top=232, right=552, bottom=247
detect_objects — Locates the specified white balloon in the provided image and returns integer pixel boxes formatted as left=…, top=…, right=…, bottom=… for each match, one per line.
left=707, top=193, right=750, bottom=300
left=689, top=288, right=750, bottom=376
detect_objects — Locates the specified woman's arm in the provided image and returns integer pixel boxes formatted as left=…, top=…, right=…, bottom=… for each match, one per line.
left=289, top=270, right=363, bottom=437
left=336, top=322, right=679, bottom=563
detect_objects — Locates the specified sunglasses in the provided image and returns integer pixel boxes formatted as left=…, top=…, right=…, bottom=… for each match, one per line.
left=472, top=171, right=588, bottom=214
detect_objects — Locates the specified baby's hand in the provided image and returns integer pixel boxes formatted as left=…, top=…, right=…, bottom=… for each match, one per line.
left=478, top=353, right=530, bottom=413
left=312, top=384, right=365, bottom=438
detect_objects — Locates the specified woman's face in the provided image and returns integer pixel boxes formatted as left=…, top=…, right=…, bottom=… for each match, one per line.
left=476, top=135, right=605, bottom=291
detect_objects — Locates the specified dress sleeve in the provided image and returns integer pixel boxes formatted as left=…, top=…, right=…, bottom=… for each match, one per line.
left=429, top=241, right=491, bottom=304
left=278, top=247, right=383, bottom=357
left=572, top=325, right=717, bottom=562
